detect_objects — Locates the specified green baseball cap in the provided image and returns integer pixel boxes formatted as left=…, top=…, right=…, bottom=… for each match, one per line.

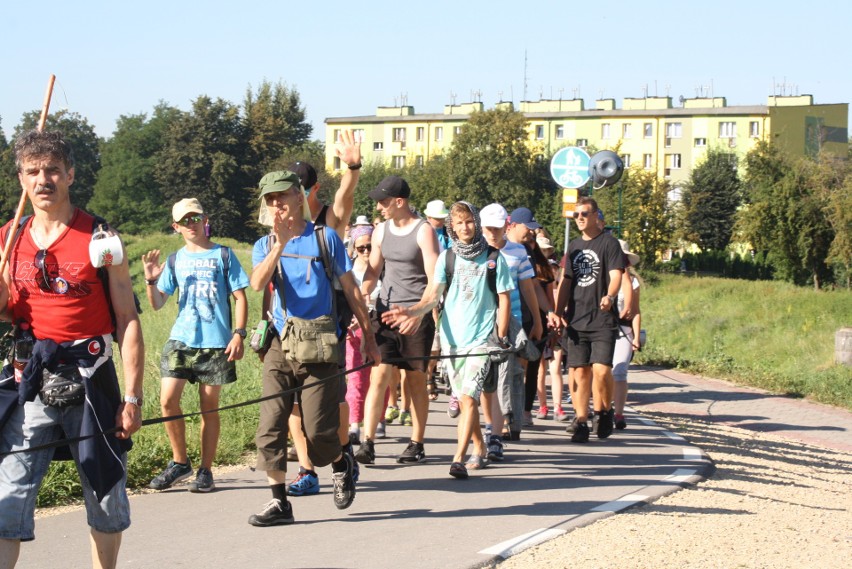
left=258, top=170, right=301, bottom=199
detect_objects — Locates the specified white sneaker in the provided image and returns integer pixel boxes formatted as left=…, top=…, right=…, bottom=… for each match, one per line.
left=375, top=421, right=386, bottom=439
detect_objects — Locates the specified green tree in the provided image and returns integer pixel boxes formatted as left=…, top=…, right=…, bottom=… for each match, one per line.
left=680, top=148, right=741, bottom=250
left=89, top=104, right=182, bottom=233
left=737, top=141, right=836, bottom=288
left=243, top=80, right=312, bottom=180
left=621, top=168, right=675, bottom=265
left=446, top=108, right=549, bottom=210
left=155, top=96, right=254, bottom=241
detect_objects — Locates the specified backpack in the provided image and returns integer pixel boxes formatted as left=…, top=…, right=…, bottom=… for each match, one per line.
left=7, top=213, right=142, bottom=334
left=444, top=246, right=500, bottom=300
left=272, top=225, right=354, bottom=340
left=167, top=245, right=232, bottom=327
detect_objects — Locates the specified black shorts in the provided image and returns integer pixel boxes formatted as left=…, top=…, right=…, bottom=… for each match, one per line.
left=372, top=311, right=435, bottom=373
left=564, top=328, right=617, bottom=368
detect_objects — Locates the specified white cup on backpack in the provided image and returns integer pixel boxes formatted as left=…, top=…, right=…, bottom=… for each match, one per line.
left=89, top=229, right=124, bottom=268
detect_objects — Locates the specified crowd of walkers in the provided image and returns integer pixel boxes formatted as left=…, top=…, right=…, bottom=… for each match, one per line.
left=0, top=129, right=642, bottom=568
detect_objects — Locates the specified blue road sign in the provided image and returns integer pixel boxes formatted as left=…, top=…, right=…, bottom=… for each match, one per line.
left=550, top=146, right=591, bottom=189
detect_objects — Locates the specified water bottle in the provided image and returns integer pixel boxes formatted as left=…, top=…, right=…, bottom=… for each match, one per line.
left=13, top=322, right=34, bottom=384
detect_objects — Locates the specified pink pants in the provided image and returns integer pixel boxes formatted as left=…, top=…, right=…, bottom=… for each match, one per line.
left=345, top=327, right=390, bottom=423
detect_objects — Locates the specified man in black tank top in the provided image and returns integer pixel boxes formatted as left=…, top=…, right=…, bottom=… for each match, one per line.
left=355, top=176, right=440, bottom=465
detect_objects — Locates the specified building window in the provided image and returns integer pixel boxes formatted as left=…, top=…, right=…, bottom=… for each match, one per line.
left=749, top=121, right=760, bottom=137
left=416, top=126, right=425, bottom=142
left=435, top=127, right=443, bottom=142
left=576, top=138, right=588, bottom=147
left=333, top=129, right=341, bottom=141
left=391, top=155, right=406, bottom=169
left=621, top=154, right=631, bottom=168
left=601, top=123, right=611, bottom=139
left=415, top=155, right=424, bottom=167
left=622, top=123, right=632, bottom=138
left=555, top=124, right=564, bottom=139
left=643, top=154, right=653, bottom=169
left=694, top=138, right=707, bottom=147
left=667, top=153, right=682, bottom=169
left=719, top=122, right=736, bottom=138
left=665, top=122, right=682, bottom=138
left=453, top=126, right=462, bottom=136
left=644, top=123, right=653, bottom=138
left=333, top=156, right=341, bottom=170
left=373, top=142, right=384, bottom=151
left=352, top=129, right=365, bottom=142
left=392, top=127, right=406, bottom=142
left=535, top=125, right=545, bottom=140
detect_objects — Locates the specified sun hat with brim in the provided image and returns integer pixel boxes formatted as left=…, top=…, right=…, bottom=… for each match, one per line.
left=172, top=198, right=204, bottom=222
left=353, top=215, right=372, bottom=226
left=423, top=200, right=449, bottom=219
left=619, top=239, right=641, bottom=266
left=536, top=236, right=555, bottom=252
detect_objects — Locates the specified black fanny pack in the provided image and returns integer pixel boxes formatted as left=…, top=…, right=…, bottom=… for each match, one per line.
left=39, top=363, right=85, bottom=408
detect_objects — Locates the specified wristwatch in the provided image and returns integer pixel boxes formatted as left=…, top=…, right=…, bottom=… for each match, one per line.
left=124, top=395, right=143, bottom=407
left=233, top=328, right=247, bottom=339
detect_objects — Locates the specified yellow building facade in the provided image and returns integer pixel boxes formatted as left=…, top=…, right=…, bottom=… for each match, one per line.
left=325, top=95, right=847, bottom=186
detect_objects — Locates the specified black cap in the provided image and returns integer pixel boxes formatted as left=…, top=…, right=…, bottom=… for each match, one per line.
left=291, top=161, right=318, bottom=191
left=368, top=176, right=411, bottom=201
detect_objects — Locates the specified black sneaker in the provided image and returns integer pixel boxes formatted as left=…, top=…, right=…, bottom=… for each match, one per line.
left=332, top=453, right=356, bottom=510
left=615, top=414, right=627, bottom=430
left=597, top=408, right=614, bottom=439
left=397, top=440, right=426, bottom=463
left=148, top=460, right=193, bottom=490
left=486, top=436, right=504, bottom=462
left=571, top=421, right=590, bottom=443
left=248, top=498, right=295, bottom=527
left=188, top=467, right=215, bottom=493
left=355, top=439, right=375, bottom=465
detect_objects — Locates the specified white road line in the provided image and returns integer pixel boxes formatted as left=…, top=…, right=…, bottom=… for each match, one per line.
left=665, top=468, right=697, bottom=482
left=591, top=493, right=650, bottom=512
left=682, top=448, right=703, bottom=460
left=662, top=430, right=685, bottom=441
left=636, top=417, right=655, bottom=426
left=479, top=528, right=567, bottom=558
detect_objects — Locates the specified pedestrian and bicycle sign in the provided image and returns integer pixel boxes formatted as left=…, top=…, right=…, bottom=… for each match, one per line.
left=550, top=146, right=590, bottom=189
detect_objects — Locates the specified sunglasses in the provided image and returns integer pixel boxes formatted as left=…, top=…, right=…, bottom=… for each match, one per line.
left=355, top=244, right=372, bottom=253
left=177, top=214, right=203, bottom=227
left=575, top=211, right=592, bottom=218
left=34, top=249, right=66, bottom=293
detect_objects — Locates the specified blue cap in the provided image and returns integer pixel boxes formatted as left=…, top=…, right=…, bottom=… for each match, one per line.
left=508, top=207, right=541, bottom=229
left=597, top=209, right=605, bottom=221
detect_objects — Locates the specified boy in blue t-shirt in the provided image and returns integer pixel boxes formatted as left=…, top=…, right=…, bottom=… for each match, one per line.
left=142, top=198, right=250, bottom=493
left=383, top=202, right=512, bottom=479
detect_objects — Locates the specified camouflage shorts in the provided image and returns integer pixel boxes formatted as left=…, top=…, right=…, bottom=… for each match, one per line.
left=160, top=339, right=237, bottom=385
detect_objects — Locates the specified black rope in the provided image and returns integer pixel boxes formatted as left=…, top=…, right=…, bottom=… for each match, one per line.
left=0, top=349, right=514, bottom=458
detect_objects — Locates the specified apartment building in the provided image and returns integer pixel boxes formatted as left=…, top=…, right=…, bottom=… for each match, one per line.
left=325, top=95, right=847, bottom=186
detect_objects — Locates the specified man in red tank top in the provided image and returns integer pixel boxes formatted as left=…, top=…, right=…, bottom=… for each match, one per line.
left=0, top=130, right=144, bottom=569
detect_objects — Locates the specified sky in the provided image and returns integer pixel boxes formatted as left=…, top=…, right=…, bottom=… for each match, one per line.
left=2, top=0, right=849, bottom=143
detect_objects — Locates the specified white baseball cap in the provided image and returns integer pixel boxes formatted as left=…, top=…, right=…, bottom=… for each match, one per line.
left=480, top=203, right=508, bottom=228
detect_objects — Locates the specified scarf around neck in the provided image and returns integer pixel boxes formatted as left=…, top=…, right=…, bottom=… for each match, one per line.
left=446, top=201, right=488, bottom=260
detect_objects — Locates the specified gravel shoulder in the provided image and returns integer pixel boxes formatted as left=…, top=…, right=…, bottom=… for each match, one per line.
left=494, top=412, right=852, bottom=569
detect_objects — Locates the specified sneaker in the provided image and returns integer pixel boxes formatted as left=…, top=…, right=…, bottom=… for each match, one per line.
left=332, top=453, right=356, bottom=510
left=522, top=411, right=534, bottom=426
left=597, top=408, right=614, bottom=439
left=536, top=406, right=549, bottom=420
left=287, top=446, right=298, bottom=462
left=188, top=467, right=215, bottom=493
left=344, top=442, right=360, bottom=484
left=615, top=414, right=627, bottom=430
left=348, top=431, right=360, bottom=447
left=397, top=440, right=426, bottom=463
left=399, top=410, right=412, bottom=427
left=447, top=396, right=460, bottom=419
left=375, top=421, right=386, bottom=439
left=149, top=460, right=193, bottom=490
left=486, top=436, right=504, bottom=462
left=287, top=469, right=320, bottom=496
left=567, top=416, right=579, bottom=434
left=555, top=408, right=570, bottom=422
left=571, top=421, right=590, bottom=443
left=248, top=498, right=294, bottom=527
left=355, top=439, right=375, bottom=465
left=385, top=406, right=400, bottom=424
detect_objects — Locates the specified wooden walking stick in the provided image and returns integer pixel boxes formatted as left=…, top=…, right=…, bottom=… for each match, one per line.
left=0, top=74, right=56, bottom=274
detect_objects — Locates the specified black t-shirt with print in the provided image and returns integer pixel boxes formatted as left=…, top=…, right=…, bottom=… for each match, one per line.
left=563, top=231, right=625, bottom=332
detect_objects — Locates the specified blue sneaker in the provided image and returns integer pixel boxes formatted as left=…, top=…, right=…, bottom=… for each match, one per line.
left=287, top=469, right=320, bottom=496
